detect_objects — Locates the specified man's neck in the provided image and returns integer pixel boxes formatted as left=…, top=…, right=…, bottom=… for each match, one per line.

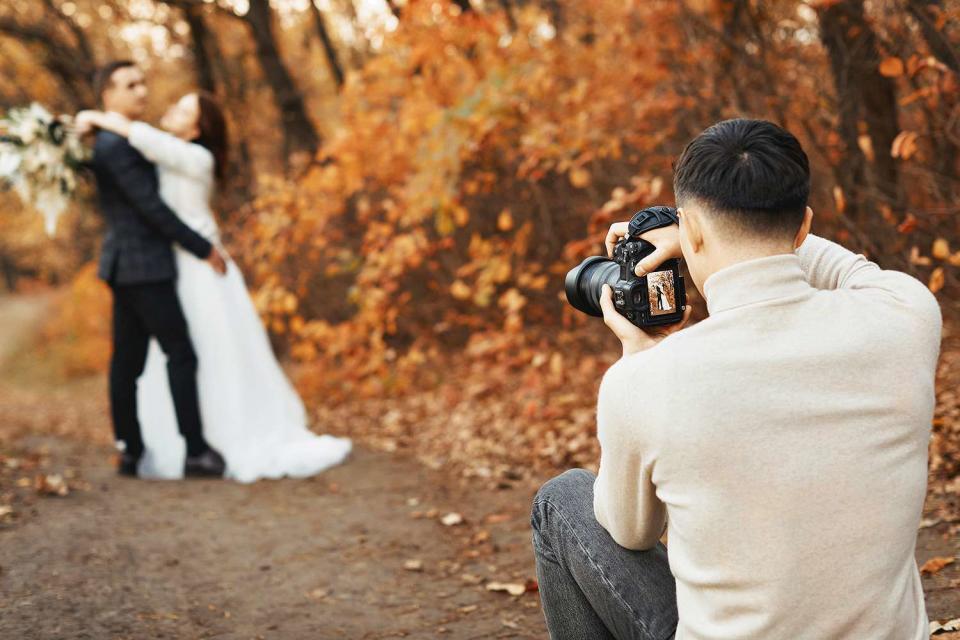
left=703, top=243, right=796, bottom=284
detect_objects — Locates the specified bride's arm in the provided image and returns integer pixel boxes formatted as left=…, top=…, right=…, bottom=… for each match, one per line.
left=127, top=121, right=214, bottom=177
left=76, top=110, right=213, bottom=177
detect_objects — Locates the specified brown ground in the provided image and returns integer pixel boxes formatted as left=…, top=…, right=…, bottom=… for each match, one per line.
left=0, top=292, right=958, bottom=639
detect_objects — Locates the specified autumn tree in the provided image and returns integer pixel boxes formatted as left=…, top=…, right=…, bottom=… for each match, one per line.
left=818, top=0, right=902, bottom=219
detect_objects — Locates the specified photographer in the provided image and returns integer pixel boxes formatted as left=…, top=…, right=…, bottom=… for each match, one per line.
left=532, top=119, right=942, bottom=639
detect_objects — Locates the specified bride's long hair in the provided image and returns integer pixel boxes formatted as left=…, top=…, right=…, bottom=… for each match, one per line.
left=193, top=91, right=228, bottom=183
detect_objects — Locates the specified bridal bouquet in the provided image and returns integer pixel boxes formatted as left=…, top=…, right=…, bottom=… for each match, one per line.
left=0, top=103, right=90, bottom=236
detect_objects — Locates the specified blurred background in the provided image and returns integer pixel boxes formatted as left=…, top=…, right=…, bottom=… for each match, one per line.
left=2, top=2, right=960, bottom=635
left=0, top=0, right=958, bottom=503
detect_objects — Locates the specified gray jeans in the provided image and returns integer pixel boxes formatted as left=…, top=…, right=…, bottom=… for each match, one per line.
left=531, top=469, right=678, bottom=640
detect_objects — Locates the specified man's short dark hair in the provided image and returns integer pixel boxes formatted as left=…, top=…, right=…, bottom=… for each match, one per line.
left=673, top=118, right=810, bottom=239
left=93, top=60, right=137, bottom=106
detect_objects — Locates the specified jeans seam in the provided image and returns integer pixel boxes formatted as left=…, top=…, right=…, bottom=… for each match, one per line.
left=534, top=496, right=654, bottom=640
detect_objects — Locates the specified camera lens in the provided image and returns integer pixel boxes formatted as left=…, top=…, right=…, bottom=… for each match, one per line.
left=564, top=256, right=620, bottom=317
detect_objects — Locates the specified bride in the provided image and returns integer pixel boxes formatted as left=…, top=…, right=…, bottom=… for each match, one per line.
left=76, top=93, right=351, bottom=483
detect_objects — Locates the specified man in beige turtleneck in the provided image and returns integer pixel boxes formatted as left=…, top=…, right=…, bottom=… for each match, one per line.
left=531, top=119, right=941, bottom=640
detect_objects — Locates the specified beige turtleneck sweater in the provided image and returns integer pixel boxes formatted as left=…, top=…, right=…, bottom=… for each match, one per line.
left=593, top=234, right=941, bottom=640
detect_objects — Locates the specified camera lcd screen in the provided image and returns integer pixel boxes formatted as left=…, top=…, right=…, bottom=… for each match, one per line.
left=647, top=270, right=677, bottom=317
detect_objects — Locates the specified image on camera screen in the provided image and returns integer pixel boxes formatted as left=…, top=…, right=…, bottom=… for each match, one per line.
left=647, top=270, right=677, bottom=316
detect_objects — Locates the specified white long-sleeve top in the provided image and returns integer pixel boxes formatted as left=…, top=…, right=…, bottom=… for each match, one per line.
left=128, top=122, right=220, bottom=244
left=593, top=234, right=941, bottom=640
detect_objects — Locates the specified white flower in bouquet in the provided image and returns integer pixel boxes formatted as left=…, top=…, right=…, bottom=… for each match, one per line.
left=0, top=102, right=90, bottom=236
left=0, top=148, right=20, bottom=180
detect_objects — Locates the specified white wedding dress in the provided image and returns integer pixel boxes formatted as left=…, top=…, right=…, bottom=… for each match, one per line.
left=128, top=122, right=352, bottom=483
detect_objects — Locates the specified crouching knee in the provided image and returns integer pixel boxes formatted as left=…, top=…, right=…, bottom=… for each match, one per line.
left=531, top=468, right=596, bottom=533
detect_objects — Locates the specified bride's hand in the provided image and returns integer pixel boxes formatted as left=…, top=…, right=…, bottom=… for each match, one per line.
left=94, top=111, right=132, bottom=137
left=73, top=110, right=102, bottom=136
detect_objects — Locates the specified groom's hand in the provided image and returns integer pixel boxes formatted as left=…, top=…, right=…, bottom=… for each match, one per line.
left=206, top=247, right=227, bottom=275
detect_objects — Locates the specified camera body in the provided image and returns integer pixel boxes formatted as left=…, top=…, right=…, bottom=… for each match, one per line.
left=610, top=237, right=686, bottom=328
left=564, top=205, right=687, bottom=329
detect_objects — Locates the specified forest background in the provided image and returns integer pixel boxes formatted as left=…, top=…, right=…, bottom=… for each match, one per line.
left=1, top=0, right=958, bottom=495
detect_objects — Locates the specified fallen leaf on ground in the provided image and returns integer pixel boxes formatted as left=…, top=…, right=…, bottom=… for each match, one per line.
left=921, top=556, right=956, bottom=575
left=35, top=474, right=69, bottom=496
left=441, top=512, right=464, bottom=526
left=483, top=512, right=512, bottom=524
left=931, top=618, right=960, bottom=634
left=307, top=588, right=329, bottom=600
left=486, top=581, right=526, bottom=596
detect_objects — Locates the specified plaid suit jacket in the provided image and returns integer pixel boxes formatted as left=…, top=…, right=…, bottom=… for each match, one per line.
left=92, top=131, right=212, bottom=285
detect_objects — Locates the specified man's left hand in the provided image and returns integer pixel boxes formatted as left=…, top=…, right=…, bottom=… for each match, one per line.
left=600, top=284, right=693, bottom=356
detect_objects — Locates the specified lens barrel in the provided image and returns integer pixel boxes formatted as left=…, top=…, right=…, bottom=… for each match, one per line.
left=564, top=256, right=620, bottom=317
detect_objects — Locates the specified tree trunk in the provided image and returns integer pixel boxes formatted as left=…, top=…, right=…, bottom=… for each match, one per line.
left=181, top=3, right=217, bottom=92
left=384, top=0, right=402, bottom=19
left=308, top=0, right=345, bottom=89
left=242, top=0, right=320, bottom=163
left=499, top=0, right=517, bottom=31
left=907, top=0, right=959, bottom=74
left=41, top=0, right=94, bottom=63
left=0, top=17, right=95, bottom=109
left=818, top=0, right=902, bottom=221
left=544, top=0, right=563, bottom=34
left=210, top=34, right=255, bottom=198
left=906, top=0, right=958, bottom=201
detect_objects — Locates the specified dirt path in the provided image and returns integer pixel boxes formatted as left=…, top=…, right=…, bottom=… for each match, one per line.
left=0, top=292, right=958, bottom=639
left=0, top=293, right=545, bottom=639
left=0, top=435, right=544, bottom=640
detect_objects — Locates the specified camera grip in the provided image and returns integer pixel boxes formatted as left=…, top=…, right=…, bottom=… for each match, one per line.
left=627, top=205, right=679, bottom=239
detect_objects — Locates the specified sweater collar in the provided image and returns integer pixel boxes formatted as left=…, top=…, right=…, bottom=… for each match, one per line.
left=702, top=252, right=812, bottom=315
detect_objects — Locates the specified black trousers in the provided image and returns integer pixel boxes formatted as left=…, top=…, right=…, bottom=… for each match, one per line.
left=109, top=280, right=209, bottom=458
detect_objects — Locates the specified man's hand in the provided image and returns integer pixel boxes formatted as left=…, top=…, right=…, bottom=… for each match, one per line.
left=604, top=219, right=683, bottom=276
left=600, top=284, right=692, bottom=356
left=206, top=247, right=227, bottom=276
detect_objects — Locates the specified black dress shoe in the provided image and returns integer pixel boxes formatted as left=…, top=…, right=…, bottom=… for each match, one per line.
left=117, top=452, right=140, bottom=477
left=184, top=448, right=226, bottom=478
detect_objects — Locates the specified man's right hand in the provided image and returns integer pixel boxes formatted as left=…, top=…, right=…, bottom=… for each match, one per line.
left=604, top=217, right=683, bottom=276
left=206, top=247, right=227, bottom=275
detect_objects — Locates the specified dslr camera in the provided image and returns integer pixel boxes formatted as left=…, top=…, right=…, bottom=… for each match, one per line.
left=565, top=206, right=687, bottom=328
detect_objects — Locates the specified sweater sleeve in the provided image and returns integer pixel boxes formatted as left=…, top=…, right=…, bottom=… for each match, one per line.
left=796, top=233, right=941, bottom=328
left=128, top=122, right=214, bottom=178
left=592, top=359, right=667, bottom=550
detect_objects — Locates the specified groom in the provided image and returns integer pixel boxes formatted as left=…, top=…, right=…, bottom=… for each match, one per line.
left=91, top=60, right=227, bottom=478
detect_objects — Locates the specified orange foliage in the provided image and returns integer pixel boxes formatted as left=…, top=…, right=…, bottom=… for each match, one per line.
left=234, top=2, right=691, bottom=399
left=9, top=1, right=957, bottom=482
left=38, top=264, right=111, bottom=378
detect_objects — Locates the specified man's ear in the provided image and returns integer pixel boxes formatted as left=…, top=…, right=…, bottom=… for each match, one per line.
left=681, top=206, right=705, bottom=254
left=793, top=207, right=814, bottom=250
